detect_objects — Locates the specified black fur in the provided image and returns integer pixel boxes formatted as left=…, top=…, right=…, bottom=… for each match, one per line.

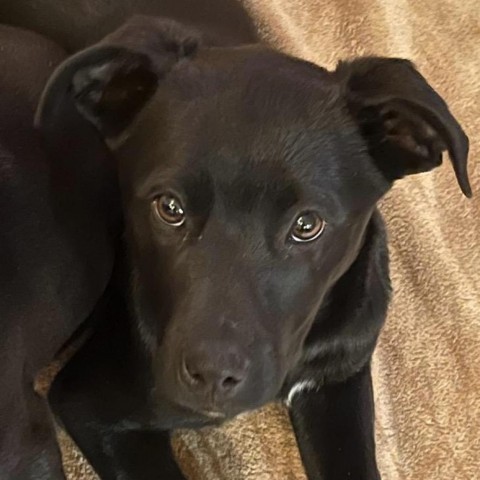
left=0, top=2, right=470, bottom=479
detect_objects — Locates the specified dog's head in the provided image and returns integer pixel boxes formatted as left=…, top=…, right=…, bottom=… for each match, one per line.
left=37, top=16, right=470, bottom=420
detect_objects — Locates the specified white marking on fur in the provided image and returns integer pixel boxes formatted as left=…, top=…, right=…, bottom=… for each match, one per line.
left=285, top=380, right=318, bottom=408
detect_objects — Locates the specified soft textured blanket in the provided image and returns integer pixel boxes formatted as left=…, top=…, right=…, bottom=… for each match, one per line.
left=55, top=1, right=480, bottom=478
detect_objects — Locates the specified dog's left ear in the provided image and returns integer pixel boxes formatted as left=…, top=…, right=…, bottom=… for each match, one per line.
left=36, top=16, right=200, bottom=140
left=336, top=57, right=471, bottom=197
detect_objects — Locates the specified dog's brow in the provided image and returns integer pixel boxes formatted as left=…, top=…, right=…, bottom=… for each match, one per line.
left=134, top=165, right=188, bottom=199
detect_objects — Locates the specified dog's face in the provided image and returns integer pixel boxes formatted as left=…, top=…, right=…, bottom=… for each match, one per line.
left=117, top=47, right=389, bottom=418
left=38, top=17, right=470, bottom=420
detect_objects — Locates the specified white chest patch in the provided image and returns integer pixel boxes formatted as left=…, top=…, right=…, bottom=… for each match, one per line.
left=285, top=379, right=319, bottom=408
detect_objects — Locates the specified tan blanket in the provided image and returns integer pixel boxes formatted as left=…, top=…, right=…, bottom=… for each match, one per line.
left=58, top=1, right=480, bottom=478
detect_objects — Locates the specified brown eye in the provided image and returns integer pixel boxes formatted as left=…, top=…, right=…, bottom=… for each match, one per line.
left=290, top=211, right=325, bottom=243
left=152, top=194, right=185, bottom=226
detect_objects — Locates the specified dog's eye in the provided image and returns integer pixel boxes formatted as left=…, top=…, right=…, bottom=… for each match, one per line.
left=152, top=194, right=185, bottom=226
left=290, top=212, right=325, bottom=243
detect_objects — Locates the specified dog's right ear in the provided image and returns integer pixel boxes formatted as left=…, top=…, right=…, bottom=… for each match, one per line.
left=335, top=57, right=471, bottom=197
left=36, top=16, right=200, bottom=140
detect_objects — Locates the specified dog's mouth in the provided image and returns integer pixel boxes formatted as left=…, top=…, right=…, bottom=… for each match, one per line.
left=168, top=397, right=231, bottom=421
left=182, top=400, right=231, bottom=420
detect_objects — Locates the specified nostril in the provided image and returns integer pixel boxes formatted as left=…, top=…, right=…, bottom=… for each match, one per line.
left=221, top=375, right=241, bottom=390
left=189, top=372, right=202, bottom=383
left=190, top=372, right=203, bottom=383
left=183, top=359, right=204, bottom=385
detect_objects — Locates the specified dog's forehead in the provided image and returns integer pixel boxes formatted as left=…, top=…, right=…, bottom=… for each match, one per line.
left=124, top=47, right=388, bottom=212
left=162, top=46, right=339, bottom=114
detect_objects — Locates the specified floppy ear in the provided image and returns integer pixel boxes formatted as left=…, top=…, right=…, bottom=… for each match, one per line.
left=336, top=57, right=471, bottom=197
left=36, top=16, right=200, bottom=139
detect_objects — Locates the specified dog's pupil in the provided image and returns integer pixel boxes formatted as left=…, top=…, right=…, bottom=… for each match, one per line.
left=298, top=215, right=314, bottom=232
left=163, top=198, right=182, bottom=220
left=296, top=214, right=316, bottom=234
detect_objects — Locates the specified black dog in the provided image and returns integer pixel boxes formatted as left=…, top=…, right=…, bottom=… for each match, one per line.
left=0, top=1, right=471, bottom=479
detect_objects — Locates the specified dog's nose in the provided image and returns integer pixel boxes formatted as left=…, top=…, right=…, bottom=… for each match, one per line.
left=181, top=346, right=249, bottom=402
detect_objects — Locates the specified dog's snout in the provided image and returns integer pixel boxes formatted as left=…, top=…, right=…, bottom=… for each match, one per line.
left=180, top=344, right=250, bottom=403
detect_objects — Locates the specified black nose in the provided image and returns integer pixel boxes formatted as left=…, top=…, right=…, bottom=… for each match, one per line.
left=181, top=345, right=249, bottom=402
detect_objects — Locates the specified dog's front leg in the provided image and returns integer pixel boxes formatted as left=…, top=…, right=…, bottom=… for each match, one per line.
left=97, top=429, right=187, bottom=480
left=50, top=382, right=188, bottom=480
left=50, top=384, right=187, bottom=480
left=288, top=364, right=380, bottom=480
left=47, top=296, right=188, bottom=480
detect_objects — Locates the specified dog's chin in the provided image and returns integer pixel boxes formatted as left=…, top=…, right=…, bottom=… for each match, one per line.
left=153, top=388, right=273, bottom=427
left=149, top=398, right=243, bottom=429
left=177, top=401, right=231, bottom=422
left=170, top=397, right=259, bottom=423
